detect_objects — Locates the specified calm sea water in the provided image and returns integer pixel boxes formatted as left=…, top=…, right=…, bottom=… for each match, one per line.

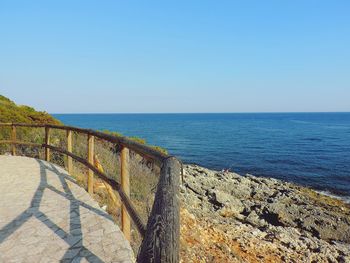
left=53, top=113, right=350, bottom=199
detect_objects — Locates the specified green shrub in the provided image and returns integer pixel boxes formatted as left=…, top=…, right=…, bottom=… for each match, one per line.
left=0, top=95, right=61, bottom=127
left=0, top=95, right=169, bottom=253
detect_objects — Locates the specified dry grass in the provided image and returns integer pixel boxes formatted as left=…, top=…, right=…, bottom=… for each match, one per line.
left=0, top=128, right=162, bottom=255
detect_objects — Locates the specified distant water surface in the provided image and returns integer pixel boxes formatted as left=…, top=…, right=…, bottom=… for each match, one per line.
left=53, top=113, right=350, bottom=200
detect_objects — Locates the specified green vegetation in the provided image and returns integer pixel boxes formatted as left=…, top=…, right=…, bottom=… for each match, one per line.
left=0, top=95, right=167, bottom=154
left=0, top=95, right=61, bottom=124
left=0, top=94, right=167, bottom=252
left=0, top=95, right=62, bottom=148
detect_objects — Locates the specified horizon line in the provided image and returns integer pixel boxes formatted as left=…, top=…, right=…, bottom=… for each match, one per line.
left=51, top=111, right=350, bottom=115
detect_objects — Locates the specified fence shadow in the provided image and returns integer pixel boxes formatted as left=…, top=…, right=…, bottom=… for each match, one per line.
left=0, top=158, right=120, bottom=262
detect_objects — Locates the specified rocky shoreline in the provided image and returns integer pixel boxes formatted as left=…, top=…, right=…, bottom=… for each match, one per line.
left=180, top=164, right=350, bottom=263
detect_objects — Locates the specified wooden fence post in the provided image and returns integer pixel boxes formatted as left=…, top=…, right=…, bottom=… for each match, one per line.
left=137, top=157, right=181, bottom=263
left=121, top=146, right=131, bottom=241
left=87, top=134, right=94, bottom=195
left=67, top=130, right=73, bottom=174
left=11, top=124, right=16, bottom=156
left=45, top=126, right=50, bottom=161
left=94, top=155, right=121, bottom=207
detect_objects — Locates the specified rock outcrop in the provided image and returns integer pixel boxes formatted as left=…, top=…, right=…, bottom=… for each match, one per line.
left=180, top=164, right=350, bottom=263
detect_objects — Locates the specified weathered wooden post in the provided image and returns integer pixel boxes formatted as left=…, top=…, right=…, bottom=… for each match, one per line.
left=45, top=126, right=50, bottom=161
left=11, top=124, right=16, bottom=156
left=137, top=157, right=181, bottom=263
left=67, top=130, right=73, bottom=174
left=87, top=134, right=94, bottom=195
left=121, top=145, right=131, bottom=241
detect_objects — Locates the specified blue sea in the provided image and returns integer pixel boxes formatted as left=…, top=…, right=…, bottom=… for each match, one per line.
left=53, top=113, right=350, bottom=200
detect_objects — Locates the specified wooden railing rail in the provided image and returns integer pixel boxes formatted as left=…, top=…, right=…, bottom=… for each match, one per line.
left=0, top=123, right=168, bottom=164
left=0, top=123, right=180, bottom=263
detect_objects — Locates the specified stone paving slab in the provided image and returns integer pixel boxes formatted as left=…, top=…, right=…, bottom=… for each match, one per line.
left=0, top=156, right=134, bottom=263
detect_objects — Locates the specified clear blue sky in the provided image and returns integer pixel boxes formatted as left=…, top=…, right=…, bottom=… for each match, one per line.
left=1, top=1, right=349, bottom=113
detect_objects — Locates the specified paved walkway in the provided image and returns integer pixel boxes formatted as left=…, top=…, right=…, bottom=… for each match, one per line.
left=0, top=156, right=134, bottom=263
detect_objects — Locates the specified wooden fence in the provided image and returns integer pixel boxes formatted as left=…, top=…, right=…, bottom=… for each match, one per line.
left=0, top=123, right=180, bottom=263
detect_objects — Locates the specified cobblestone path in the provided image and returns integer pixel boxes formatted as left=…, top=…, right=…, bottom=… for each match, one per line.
left=0, top=156, right=134, bottom=263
